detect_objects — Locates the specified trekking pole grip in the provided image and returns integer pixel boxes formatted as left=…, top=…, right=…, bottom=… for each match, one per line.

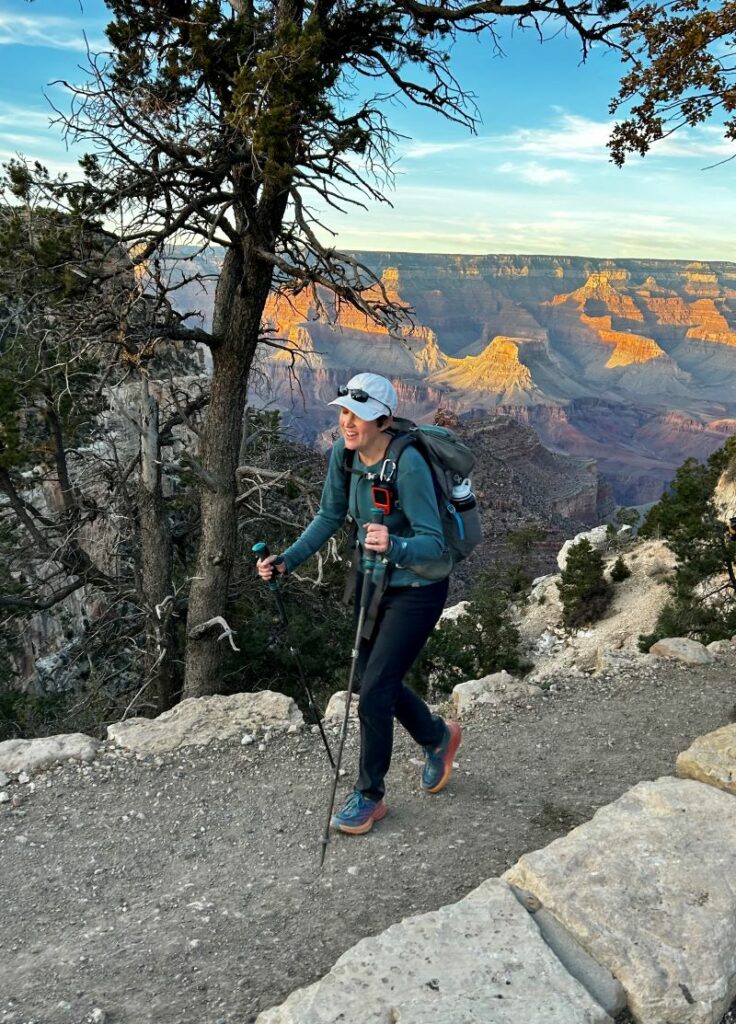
left=252, top=541, right=281, bottom=592
left=361, top=508, right=384, bottom=574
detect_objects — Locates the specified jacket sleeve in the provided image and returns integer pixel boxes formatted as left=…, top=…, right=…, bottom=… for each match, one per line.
left=388, top=447, right=446, bottom=567
left=280, top=441, right=349, bottom=572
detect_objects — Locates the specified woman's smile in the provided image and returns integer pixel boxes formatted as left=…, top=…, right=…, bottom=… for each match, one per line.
left=340, top=409, right=375, bottom=450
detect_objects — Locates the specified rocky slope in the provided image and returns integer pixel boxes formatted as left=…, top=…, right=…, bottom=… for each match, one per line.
left=180, top=250, right=736, bottom=503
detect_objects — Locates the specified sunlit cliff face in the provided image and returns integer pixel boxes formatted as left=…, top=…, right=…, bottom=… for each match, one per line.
left=435, top=337, right=535, bottom=393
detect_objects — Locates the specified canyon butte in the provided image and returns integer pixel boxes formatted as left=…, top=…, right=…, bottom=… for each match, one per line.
left=177, top=251, right=736, bottom=504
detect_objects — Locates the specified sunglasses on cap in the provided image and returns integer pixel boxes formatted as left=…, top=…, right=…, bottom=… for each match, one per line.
left=337, top=386, right=392, bottom=415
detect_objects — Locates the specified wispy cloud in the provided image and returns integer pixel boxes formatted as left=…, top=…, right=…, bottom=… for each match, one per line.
left=498, top=112, right=612, bottom=163
left=0, top=101, right=52, bottom=130
left=497, top=160, right=576, bottom=185
left=0, top=99, right=85, bottom=179
left=402, top=139, right=477, bottom=160
left=402, top=110, right=735, bottom=166
left=0, top=13, right=105, bottom=52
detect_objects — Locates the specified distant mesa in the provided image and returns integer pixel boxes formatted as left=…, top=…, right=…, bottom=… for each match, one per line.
left=551, top=269, right=646, bottom=324
left=431, top=336, right=543, bottom=404
left=579, top=315, right=666, bottom=367
left=170, top=249, right=736, bottom=504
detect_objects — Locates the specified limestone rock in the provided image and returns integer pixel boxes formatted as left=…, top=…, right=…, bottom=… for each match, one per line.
left=0, top=733, right=99, bottom=775
left=706, top=639, right=733, bottom=656
left=439, top=601, right=470, bottom=623
left=108, top=692, right=303, bottom=754
left=0, top=771, right=8, bottom=787
left=256, top=878, right=611, bottom=1024
left=323, top=691, right=359, bottom=725
left=649, top=636, right=713, bottom=664
left=504, top=777, right=736, bottom=1024
left=557, top=526, right=610, bottom=571
left=574, top=648, right=599, bottom=673
left=452, top=672, right=543, bottom=717
left=676, top=724, right=736, bottom=796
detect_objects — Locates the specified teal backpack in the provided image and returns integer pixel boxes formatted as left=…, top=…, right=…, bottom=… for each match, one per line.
left=343, top=416, right=483, bottom=579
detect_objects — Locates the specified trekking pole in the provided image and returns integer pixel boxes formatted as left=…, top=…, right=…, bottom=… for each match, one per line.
left=252, top=541, right=335, bottom=769
left=319, top=508, right=384, bottom=867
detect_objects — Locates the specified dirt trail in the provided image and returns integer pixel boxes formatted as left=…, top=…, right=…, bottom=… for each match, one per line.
left=1, top=657, right=735, bottom=1024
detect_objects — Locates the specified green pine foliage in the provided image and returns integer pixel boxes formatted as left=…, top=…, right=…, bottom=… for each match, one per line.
left=610, top=556, right=631, bottom=582
left=408, top=571, right=522, bottom=697
left=638, top=436, right=736, bottom=650
left=614, top=507, right=641, bottom=529
left=557, top=538, right=612, bottom=630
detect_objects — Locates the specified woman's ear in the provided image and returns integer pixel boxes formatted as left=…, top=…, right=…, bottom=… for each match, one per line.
left=377, top=414, right=393, bottom=431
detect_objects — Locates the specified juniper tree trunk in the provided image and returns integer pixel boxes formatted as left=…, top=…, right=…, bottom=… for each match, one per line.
left=182, top=244, right=275, bottom=697
left=139, top=376, right=176, bottom=711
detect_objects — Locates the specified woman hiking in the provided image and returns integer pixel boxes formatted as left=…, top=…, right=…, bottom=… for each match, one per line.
left=256, top=372, right=462, bottom=836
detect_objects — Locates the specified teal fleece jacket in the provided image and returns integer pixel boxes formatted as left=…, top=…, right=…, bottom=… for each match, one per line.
left=281, top=437, right=447, bottom=587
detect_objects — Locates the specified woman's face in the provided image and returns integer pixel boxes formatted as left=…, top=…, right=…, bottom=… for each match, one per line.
left=339, top=407, right=383, bottom=450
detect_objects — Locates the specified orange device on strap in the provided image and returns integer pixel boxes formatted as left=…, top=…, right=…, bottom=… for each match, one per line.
left=370, top=484, right=393, bottom=516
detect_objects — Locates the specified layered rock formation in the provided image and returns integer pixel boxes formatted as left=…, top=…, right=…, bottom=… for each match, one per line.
left=223, top=253, right=736, bottom=503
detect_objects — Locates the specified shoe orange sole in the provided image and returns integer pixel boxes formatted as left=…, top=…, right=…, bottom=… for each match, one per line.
left=425, top=721, right=462, bottom=794
left=333, top=801, right=387, bottom=835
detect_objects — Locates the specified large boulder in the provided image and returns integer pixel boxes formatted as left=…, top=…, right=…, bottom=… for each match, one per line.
left=108, top=691, right=303, bottom=754
left=0, top=733, right=100, bottom=775
left=649, top=636, right=713, bottom=665
left=556, top=526, right=610, bottom=571
left=676, top=724, right=736, bottom=796
left=452, top=672, right=542, bottom=717
left=256, top=878, right=611, bottom=1024
left=504, top=777, right=736, bottom=1024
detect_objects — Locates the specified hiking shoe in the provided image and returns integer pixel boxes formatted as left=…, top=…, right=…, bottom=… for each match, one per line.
left=421, top=719, right=462, bottom=793
left=331, top=790, right=387, bottom=835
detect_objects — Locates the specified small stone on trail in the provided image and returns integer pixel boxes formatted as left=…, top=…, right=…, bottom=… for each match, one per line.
left=90, top=1008, right=107, bottom=1023
left=0, top=771, right=9, bottom=787
left=241, top=734, right=254, bottom=746
left=347, top=866, right=358, bottom=876
left=0, top=791, right=9, bottom=803
left=18, top=772, right=31, bottom=785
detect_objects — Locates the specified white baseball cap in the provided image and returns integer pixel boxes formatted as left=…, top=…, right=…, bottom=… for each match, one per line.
left=329, top=372, right=398, bottom=421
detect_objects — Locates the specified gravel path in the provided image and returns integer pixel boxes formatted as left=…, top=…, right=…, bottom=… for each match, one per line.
left=1, top=658, right=735, bottom=1024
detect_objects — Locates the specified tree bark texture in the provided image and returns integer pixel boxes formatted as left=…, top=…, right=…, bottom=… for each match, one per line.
left=139, top=376, right=176, bottom=711
left=182, top=246, right=275, bottom=697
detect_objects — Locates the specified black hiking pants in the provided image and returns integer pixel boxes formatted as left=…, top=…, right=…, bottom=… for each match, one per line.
left=353, top=573, right=449, bottom=801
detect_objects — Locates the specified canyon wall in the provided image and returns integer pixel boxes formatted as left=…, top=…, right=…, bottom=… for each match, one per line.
left=233, top=252, right=736, bottom=503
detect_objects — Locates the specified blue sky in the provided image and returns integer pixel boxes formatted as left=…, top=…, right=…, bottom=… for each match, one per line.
left=1, top=0, right=734, bottom=261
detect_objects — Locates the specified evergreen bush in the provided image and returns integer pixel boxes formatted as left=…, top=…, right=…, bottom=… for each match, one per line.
left=557, top=539, right=612, bottom=630
left=408, top=571, right=522, bottom=698
left=638, top=436, right=736, bottom=648
left=610, top=556, right=631, bottom=582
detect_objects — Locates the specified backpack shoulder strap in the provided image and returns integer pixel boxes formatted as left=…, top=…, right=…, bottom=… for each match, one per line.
left=382, top=430, right=417, bottom=483
left=343, top=445, right=355, bottom=490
